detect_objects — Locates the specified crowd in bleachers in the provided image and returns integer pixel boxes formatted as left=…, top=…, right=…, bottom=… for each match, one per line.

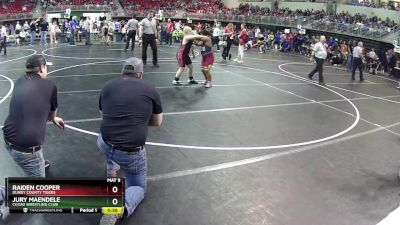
left=123, top=1, right=399, bottom=32
left=42, top=0, right=112, bottom=7
left=0, top=0, right=35, bottom=15
left=123, top=0, right=226, bottom=17
left=347, top=0, right=400, bottom=11
left=238, top=25, right=399, bottom=76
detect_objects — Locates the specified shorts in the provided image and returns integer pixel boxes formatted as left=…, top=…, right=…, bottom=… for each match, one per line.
left=177, top=52, right=191, bottom=67
left=201, top=52, right=214, bottom=68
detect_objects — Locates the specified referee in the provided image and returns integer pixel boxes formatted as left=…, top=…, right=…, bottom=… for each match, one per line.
left=2, top=55, right=65, bottom=178
left=139, top=12, right=159, bottom=68
left=352, top=41, right=365, bottom=82
left=308, top=35, right=327, bottom=85
left=125, top=16, right=139, bottom=52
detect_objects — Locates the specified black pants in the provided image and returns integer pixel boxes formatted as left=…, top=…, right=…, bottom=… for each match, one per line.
left=222, top=38, right=233, bottom=60
left=142, top=33, right=157, bottom=65
left=167, top=32, right=172, bottom=45
left=352, top=57, right=364, bottom=80
left=0, top=36, right=6, bottom=55
left=212, top=36, right=220, bottom=50
left=125, top=30, right=136, bottom=51
left=309, top=57, right=324, bottom=82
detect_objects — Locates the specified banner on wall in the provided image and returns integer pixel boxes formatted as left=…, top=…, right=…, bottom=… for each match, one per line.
left=299, top=28, right=306, bottom=35
left=394, top=40, right=400, bottom=54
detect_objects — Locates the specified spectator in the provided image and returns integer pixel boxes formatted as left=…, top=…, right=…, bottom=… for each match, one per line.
left=234, top=23, right=247, bottom=63
left=308, top=35, right=327, bottom=85
left=352, top=41, right=365, bottom=81
left=0, top=23, right=6, bottom=55
left=39, top=18, right=49, bottom=45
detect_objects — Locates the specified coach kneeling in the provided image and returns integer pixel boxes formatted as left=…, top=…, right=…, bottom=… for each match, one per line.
left=97, top=57, right=163, bottom=223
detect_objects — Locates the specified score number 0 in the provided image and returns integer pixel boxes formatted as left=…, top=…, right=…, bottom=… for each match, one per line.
left=112, top=186, right=118, bottom=205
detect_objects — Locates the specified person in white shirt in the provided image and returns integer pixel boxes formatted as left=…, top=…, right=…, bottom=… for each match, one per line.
left=19, top=29, right=26, bottom=45
left=308, top=35, right=328, bottom=85
left=0, top=24, right=7, bottom=55
left=49, top=22, right=57, bottom=44
left=15, top=21, right=21, bottom=31
left=175, top=20, right=181, bottom=31
left=367, top=48, right=376, bottom=59
left=15, top=21, right=22, bottom=45
left=23, top=21, right=29, bottom=32
left=83, top=17, right=92, bottom=45
left=352, top=41, right=364, bottom=82
left=255, top=27, right=261, bottom=38
left=212, top=24, right=221, bottom=51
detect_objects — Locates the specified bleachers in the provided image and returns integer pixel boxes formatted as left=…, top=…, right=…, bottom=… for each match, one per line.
left=122, top=0, right=223, bottom=14
left=0, top=0, right=35, bottom=15
left=45, top=0, right=111, bottom=7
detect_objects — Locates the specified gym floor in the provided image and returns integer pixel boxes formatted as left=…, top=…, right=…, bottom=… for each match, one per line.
left=0, top=43, right=400, bottom=225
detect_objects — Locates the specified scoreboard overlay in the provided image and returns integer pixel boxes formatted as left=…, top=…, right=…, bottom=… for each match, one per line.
left=5, top=178, right=124, bottom=214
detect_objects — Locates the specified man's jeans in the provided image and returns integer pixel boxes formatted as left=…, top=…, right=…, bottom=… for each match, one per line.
left=4, top=143, right=45, bottom=177
left=40, top=31, right=47, bottom=45
left=347, top=54, right=353, bottom=71
left=97, top=135, right=146, bottom=217
left=30, top=31, right=35, bottom=45
left=85, top=31, right=91, bottom=45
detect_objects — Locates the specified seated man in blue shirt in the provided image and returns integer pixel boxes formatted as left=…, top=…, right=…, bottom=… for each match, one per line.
left=281, top=39, right=290, bottom=52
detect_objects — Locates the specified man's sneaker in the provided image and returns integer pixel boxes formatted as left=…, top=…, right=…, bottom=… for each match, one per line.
left=0, top=204, right=9, bottom=221
left=228, top=54, right=232, bottom=60
left=100, top=207, right=124, bottom=225
left=99, top=214, right=119, bottom=225
left=237, top=60, right=244, bottom=63
left=233, top=58, right=238, bottom=62
left=45, top=160, right=50, bottom=168
left=188, top=79, right=198, bottom=85
left=107, top=162, right=120, bottom=177
left=172, top=80, right=182, bottom=85
left=205, top=82, right=212, bottom=88
left=153, top=64, right=159, bottom=68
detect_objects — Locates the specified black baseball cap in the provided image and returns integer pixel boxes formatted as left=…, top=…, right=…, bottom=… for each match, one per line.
left=26, top=55, right=53, bottom=70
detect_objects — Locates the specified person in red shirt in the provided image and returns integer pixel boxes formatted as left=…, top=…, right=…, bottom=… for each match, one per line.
left=234, top=23, right=247, bottom=63
left=166, top=19, right=174, bottom=46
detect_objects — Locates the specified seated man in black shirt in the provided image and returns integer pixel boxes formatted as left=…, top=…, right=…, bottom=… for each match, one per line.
left=97, top=57, right=163, bottom=225
left=2, top=55, right=64, bottom=178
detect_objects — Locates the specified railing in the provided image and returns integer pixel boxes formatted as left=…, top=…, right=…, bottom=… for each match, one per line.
left=46, top=4, right=112, bottom=12
left=175, top=14, right=396, bottom=40
left=1, top=10, right=398, bottom=42
left=0, top=13, right=34, bottom=21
